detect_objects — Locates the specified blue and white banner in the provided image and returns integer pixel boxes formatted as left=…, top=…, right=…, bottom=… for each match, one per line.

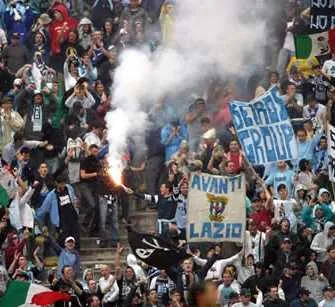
left=230, top=86, right=298, bottom=165
left=187, top=173, right=246, bottom=243
left=328, top=123, right=335, bottom=182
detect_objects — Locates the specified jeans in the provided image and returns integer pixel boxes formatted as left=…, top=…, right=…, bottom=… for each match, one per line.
left=68, top=162, right=80, bottom=184
left=276, top=48, right=294, bottom=79
left=145, top=155, right=164, bottom=194
left=99, top=195, right=119, bottom=242
left=77, top=182, right=97, bottom=229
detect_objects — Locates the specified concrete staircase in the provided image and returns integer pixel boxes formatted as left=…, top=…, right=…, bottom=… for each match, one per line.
left=79, top=208, right=157, bottom=273
left=78, top=205, right=241, bottom=275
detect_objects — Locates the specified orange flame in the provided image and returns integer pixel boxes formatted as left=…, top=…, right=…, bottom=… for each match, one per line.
left=109, top=166, right=122, bottom=186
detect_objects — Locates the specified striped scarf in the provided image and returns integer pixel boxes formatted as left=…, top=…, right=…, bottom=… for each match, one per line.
left=32, top=104, right=43, bottom=132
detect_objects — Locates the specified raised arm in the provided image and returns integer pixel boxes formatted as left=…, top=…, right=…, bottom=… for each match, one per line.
left=216, top=251, right=242, bottom=277
left=8, top=251, right=20, bottom=275
left=33, top=246, right=44, bottom=271
left=127, top=189, right=159, bottom=206
left=19, top=186, right=35, bottom=206
left=114, top=244, right=124, bottom=281
left=193, top=255, right=207, bottom=267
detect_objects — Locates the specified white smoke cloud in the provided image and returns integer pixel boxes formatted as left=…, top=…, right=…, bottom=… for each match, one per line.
left=106, top=0, right=266, bottom=172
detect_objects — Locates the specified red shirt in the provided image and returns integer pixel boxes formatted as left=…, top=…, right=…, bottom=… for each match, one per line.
left=250, top=209, right=272, bottom=232
left=212, top=95, right=233, bottom=126
left=49, top=4, right=78, bottom=55
left=225, top=151, right=243, bottom=173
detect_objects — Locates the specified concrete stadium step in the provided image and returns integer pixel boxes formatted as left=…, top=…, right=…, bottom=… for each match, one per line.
left=80, top=235, right=128, bottom=248
left=81, top=256, right=128, bottom=275
left=129, top=210, right=157, bottom=232
left=80, top=247, right=129, bottom=259
left=78, top=220, right=130, bottom=236
left=79, top=208, right=157, bottom=273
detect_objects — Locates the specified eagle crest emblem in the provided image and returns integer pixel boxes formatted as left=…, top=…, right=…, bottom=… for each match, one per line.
left=206, top=193, right=229, bottom=222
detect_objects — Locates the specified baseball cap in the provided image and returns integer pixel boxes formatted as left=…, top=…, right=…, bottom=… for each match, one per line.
left=318, top=188, right=330, bottom=198
left=65, top=236, right=75, bottom=244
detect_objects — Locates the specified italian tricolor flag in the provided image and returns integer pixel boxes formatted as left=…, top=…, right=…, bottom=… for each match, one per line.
left=0, top=280, right=51, bottom=307
left=295, top=29, right=335, bottom=59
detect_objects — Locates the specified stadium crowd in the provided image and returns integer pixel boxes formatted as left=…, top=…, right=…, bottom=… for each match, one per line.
left=0, top=0, right=335, bottom=306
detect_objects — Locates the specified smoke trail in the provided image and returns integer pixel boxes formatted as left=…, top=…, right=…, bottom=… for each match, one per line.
left=105, top=50, right=150, bottom=175
left=106, top=0, right=267, bottom=175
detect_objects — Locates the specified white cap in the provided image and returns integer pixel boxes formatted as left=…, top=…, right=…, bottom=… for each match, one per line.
left=65, top=236, right=76, bottom=243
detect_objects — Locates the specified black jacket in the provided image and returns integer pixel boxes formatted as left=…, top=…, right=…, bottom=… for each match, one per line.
left=52, top=278, right=85, bottom=307
left=31, top=173, right=54, bottom=208
left=263, top=297, right=288, bottom=307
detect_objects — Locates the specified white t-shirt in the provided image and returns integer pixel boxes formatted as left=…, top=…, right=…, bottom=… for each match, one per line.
left=99, top=275, right=119, bottom=303
left=303, top=103, right=326, bottom=121
left=322, top=59, right=335, bottom=78
left=283, top=21, right=295, bottom=52
left=303, top=103, right=326, bottom=131
left=273, top=199, right=298, bottom=232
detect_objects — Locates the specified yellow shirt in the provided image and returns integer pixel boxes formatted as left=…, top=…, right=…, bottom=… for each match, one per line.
left=287, top=56, right=319, bottom=78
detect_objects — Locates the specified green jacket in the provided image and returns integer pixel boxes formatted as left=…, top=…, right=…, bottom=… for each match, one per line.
left=0, top=185, right=9, bottom=208
left=42, top=79, right=67, bottom=129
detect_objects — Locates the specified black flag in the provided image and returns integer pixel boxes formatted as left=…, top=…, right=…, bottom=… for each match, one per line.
left=127, top=227, right=190, bottom=269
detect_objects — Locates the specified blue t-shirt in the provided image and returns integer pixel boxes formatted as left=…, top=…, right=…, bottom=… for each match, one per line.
left=265, top=168, right=295, bottom=197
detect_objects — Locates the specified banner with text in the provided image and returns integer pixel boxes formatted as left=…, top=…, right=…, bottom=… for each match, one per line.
left=310, top=0, right=335, bottom=30
left=187, top=173, right=246, bottom=243
left=328, top=123, right=335, bottom=182
left=230, top=86, right=297, bottom=165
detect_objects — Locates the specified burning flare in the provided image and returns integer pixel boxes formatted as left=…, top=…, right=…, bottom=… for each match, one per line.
left=109, top=166, right=122, bottom=186
left=108, top=157, right=127, bottom=190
